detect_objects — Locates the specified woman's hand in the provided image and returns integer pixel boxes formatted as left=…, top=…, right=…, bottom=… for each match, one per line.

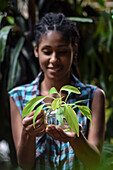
left=46, top=125, right=82, bottom=143
left=22, top=109, right=46, bottom=137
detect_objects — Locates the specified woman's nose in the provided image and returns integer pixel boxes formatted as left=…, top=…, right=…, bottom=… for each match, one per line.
left=50, top=52, right=59, bottom=63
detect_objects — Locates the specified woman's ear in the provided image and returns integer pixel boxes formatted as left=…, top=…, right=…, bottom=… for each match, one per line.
left=34, top=45, right=38, bottom=58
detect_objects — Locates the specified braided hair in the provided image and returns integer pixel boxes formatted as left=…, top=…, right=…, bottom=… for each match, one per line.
left=34, top=12, right=80, bottom=79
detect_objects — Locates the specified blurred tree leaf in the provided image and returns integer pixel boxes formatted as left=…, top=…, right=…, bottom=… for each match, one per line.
left=97, top=142, right=113, bottom=170
left=97, top=0, right=105, bottom=7
left=7, top=37, right=25, bottom=90
left=0, top=15, right=4, bottom=25
left=0, top=26, right=12, bottom=62
left=68, top=17, right=93, bottom=23
left=107, top=20, right=112, bottom=52
left=0, top=0, right=8, bottom=11
left=6, top=16, right=15, bottom=25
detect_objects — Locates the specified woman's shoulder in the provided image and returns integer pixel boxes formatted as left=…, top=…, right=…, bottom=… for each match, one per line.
left=72, top=75, right=97, bottom=93
left=9, top=81, right=33, bottom=97
left=71, top=74, right=105, bottom=101
left=93, top=87, right=105, bottom=100
left=9, top=73, right=41, bottom=96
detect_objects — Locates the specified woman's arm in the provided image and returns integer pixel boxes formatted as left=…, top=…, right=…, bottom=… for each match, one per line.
left=46, top=88, right=105, bottom=170
left=69, top=88, right=105, bottom=169
left=9, top=96, right=45, bottom=170
left=10, top=96, right=36, bottom=170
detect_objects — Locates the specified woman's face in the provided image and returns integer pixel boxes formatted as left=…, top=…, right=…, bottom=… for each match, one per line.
left=37, top=31, right=74, bottom=82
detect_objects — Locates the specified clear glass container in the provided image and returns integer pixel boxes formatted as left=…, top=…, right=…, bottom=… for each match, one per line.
left=44, top=109, right=73, bottom=133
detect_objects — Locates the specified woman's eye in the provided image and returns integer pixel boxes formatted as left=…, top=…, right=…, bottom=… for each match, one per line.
left=43, top=51, right=52, bottom=55
left=58, top=51, right=67, bottom=55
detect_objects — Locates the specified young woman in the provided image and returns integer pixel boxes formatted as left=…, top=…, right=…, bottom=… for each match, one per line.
left=9, top=12, right=105, bottom=170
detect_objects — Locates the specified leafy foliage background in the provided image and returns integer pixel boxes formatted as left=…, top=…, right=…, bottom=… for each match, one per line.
left=0, top=0, right=113, bottom=169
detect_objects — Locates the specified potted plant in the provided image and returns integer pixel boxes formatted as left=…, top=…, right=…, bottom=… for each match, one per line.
left=22, top=85, right=92, bottom=137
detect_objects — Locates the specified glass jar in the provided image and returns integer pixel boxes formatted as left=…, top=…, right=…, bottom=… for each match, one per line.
left=44, top=109, right=73, bottom=133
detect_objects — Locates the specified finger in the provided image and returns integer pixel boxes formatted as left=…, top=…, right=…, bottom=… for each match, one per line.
left=79, top=124, right=83, bottom=131
left=26, top=110, right=35, bottom=117
left=35, top=109, right=44, bottom=120
left=35, top=117, right=44, bottom=128
left=35, top=123, right=45, bottom=132
left=46, top=125, right=57, bottom=138
left=54, top=127, right=78, bottom=143
left=22, top=110, right=35, bottom=127
left=25, top=120, right=45, bottom=135
left=32, top=123, right=46, bottom=136
left=56, top=128, right=71, bottom=142
left=22, top=116, right=34, bottom=127
left=23, top=110, right=44, bottom=127
left=25, top=117, right=45, bottom=134
left=25, top=109, right=44, bottom=120
left=46, top=126, right=65, bottom=141
left=30, top=127, right=45, bottom=137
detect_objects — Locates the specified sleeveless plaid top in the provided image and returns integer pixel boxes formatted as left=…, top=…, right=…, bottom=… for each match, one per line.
left=9, top=72, right=97, bottom=170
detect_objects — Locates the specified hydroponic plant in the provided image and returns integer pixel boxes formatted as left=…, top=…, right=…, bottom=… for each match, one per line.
left=22, top=85, right=92, bottom=136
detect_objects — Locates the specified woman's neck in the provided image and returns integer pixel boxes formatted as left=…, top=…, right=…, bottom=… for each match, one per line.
left=40, top=76, right=70, bottom=96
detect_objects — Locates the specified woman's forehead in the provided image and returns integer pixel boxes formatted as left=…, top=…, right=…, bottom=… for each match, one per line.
left=39, top=30, right=71, bottom=45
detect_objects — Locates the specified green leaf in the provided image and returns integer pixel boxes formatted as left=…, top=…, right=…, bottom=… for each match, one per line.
left=7, top=37, right=25, bottom=90
left=0, top=25, right=12, bottom=62
left=69, top=99, right=90, bottom=107
left=51, top=98, right=61, bottom=111
left=68, top=17, right=93, bottom=23
left=22, top=47, right=38, bottom=78
left=106, top=20, right=112, bottom=52
left=64, top=104, right=79, bottom=136
left=0, top=15, right=4, bottom=25
left=97, top=0, right=105, bottom=7
left=48, top=87, right=58, bottom=95
left=6, top=16, right=15, bottom=25
left=76, top=105, right=93, bottom=126
left=56, top=107, right=64, bottom=125
left=74, top=99, right=90, bottom=104
left=43, top=105, right=52, bottom=110
left=60, top=85, right=80, bottom=94
left=33, top=104, right=45, bottom=128
left=22, top=96, right=46, bottom=118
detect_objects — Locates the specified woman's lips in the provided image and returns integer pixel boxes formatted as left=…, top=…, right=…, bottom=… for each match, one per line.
left=48, top=67, right=61, bottom=73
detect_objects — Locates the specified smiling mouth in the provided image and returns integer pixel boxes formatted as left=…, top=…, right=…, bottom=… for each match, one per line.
left=48, top=67, right=62, bottom=73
